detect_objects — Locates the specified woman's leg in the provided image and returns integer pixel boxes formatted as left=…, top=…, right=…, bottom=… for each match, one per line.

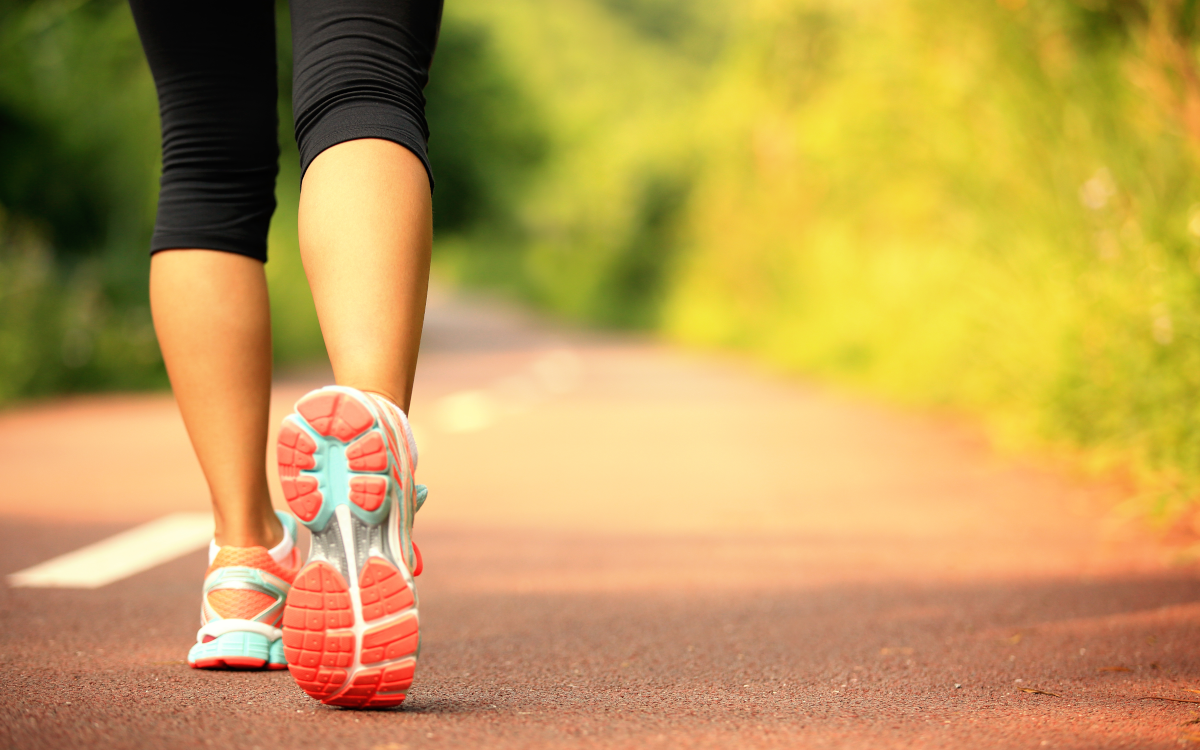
left=130, top=0, right=283, bottom=549
left=150, top=250, right=281, bottom=548
left=288, top=0, right=443, bottom=411
left=298, top=139, right=432, bottom=411
left=277, top=0, right=441, bottom=706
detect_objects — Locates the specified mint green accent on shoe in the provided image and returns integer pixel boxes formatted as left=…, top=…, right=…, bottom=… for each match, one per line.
left=276, top=509, right=298, bottom=545
left=269, top=638, right=286, bottom=668
left=189, top=631, right=273, bottom=668
left=203, top=566, right=290, bottom=618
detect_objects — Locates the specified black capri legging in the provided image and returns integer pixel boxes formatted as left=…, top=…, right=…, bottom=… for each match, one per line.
left=129, top=0, right=442, bottom=263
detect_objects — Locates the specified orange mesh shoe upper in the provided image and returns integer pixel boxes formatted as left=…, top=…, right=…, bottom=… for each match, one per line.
left=208, top=589, right=279, bottom=620
left=207, top=545, right=301, bottom=583
left=201, top=545, right=301, bottom=627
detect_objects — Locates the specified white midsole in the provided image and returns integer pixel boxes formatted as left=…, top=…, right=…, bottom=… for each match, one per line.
left=196, top=619, right=283, bottom=643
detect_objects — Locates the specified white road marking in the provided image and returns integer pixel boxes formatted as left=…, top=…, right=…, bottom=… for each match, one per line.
left=7, top=512, right=213, bottom=589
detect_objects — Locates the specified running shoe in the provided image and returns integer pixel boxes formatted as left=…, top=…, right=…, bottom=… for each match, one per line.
left=188, top=510, right=301, bottom=670
left=277, top=386, right=425, bottom=708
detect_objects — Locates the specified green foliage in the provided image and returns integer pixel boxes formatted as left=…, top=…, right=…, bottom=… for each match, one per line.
left=662, top=0, right=1200, bottom=516
left=425, top=20, right=548, bottom=234
left=429, top=0, right=1200, bottom=516
left=0, top=0, right=165, bottom=400
left=428, top=0, right=705, bottom=327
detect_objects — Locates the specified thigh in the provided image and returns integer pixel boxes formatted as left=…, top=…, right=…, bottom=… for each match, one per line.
left=288, top=0, right=443, bottom=186
left=129, top=0, right=280, bottom=261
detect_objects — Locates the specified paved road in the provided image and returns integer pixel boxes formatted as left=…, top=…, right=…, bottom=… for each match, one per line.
left=1, top=288, right=1197, bottom=749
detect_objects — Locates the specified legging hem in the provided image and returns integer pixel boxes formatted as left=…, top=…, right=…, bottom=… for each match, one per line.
left=299, top=125, right=434, bottom=192
left=149, top=235, right=268, bottom=263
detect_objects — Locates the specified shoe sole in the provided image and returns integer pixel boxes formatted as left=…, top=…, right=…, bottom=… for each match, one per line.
left=189, top=630, right=287, bottom=670
left=277, top=388, right=418, bottom=708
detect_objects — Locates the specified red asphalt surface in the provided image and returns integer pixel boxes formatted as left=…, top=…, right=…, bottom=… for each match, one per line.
left=1, top=288, right=1198, bottom=749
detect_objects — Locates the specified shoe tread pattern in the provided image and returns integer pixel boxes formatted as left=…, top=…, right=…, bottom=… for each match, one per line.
left=278, top=422, right=322, bottom=522
left=283, top=558, right=417, bottom=707
left=280, top=388, right=419, bottom=708
left=283, top=563, right=354, bottom=701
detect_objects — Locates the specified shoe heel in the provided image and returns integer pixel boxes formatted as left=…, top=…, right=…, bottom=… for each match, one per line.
left=278, top=388, right=394, bottom=531
left=188, top=630, right=273, bottom=670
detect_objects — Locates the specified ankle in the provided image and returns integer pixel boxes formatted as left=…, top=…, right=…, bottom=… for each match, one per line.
left=359, top=387, right=406, bottom=413
left=213, top=508, right=283, bottom=548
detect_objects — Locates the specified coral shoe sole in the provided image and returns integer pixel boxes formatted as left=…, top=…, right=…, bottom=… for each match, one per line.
left=278, top=387, right=419, bottom=708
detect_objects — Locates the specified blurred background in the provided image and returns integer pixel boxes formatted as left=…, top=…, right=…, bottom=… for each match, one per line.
left=2, top=0, right=1200, bottom=522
